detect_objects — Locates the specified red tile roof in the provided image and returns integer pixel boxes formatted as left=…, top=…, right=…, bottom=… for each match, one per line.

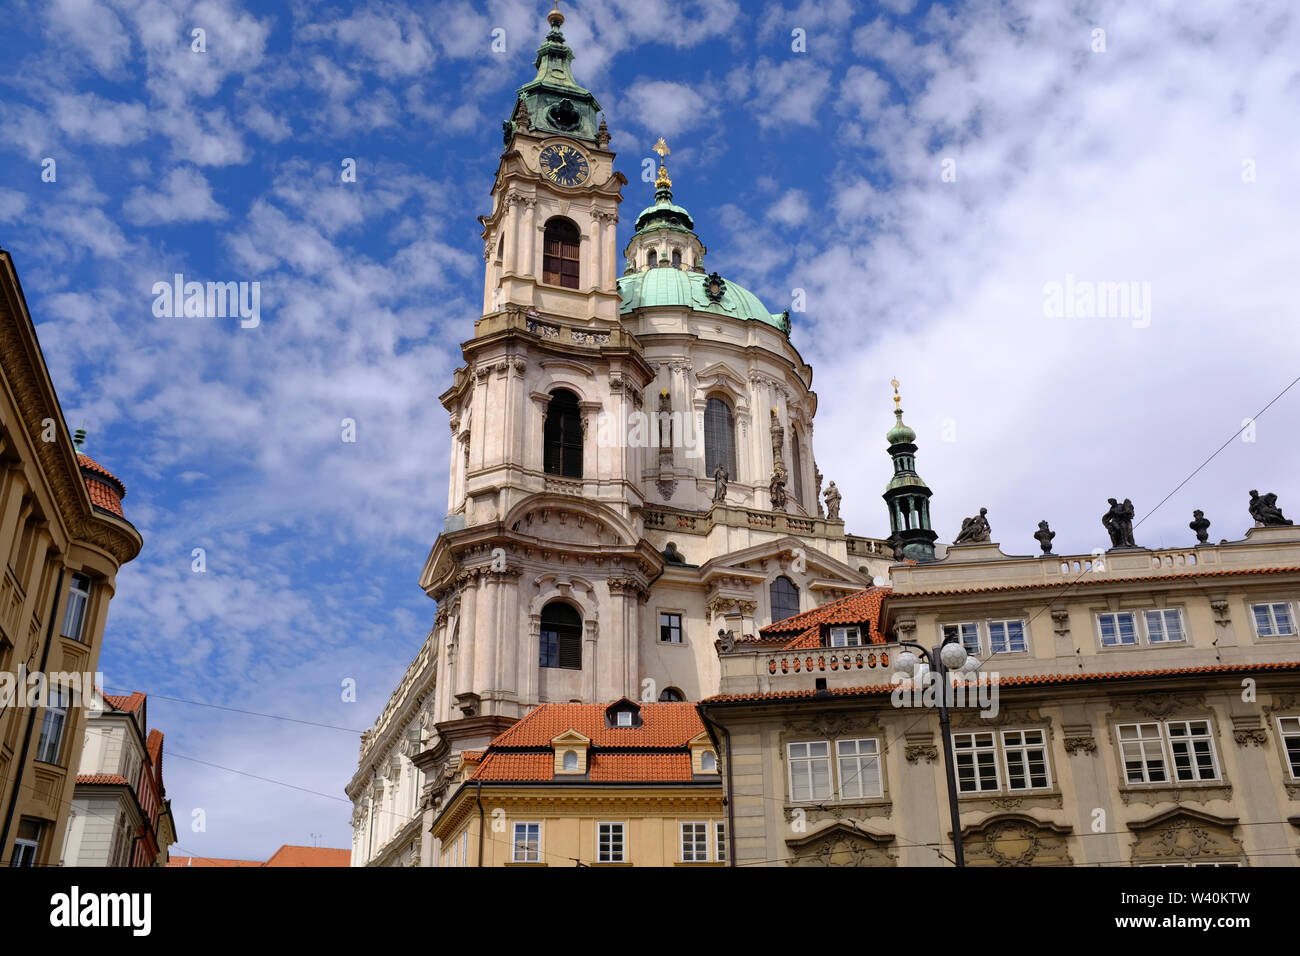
left=704, top=660, right=1300, bottom=703
left=76, top=773, right=131, bottom=786
left=166, top=856, right=264, bottom=868
left=165, top=845, right=350, bottom=868
left=752, top=587, right=889, bottom=650
left=262, top=845, right=351, bottom=867
left=488, top=701, right=703, bottom=749
left=78, top=453, right=126, bottom=517
left=892, top=565, right=1300, bottom=597
left=105, top=691, right=145, bottom=715
left=469, top=702, right=712, bottom=784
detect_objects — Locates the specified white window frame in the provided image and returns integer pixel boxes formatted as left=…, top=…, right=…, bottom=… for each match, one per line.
left=1097, top=611, right=1139, bottom=647
left=1143, top=608, right=1186, bottom=644
left=787, top=740, right=832, bottom=803
left=1001, top=729, right=1051, bottom=791
left=1278, top=716, right=1300, bottom=780
left=829, top=626, right=863, bottom=648
left=511, top=822, right=541, bottom=863
left=700, top=750, right=717, bottom=772
left=598, top=821, right=625, bottom=863
left=953, top=731, right=1000, bottom=793
left=987, top=619, right=1027, bottom=654
left=835, top=738, right=882, bottom=800
left=1251, top=601, right=1297, bottom=638
left=1117, top=722, right=1169, bottom=784
left=1165, top=719, right=1220, bottom=782
left=61, top=573, right=92, bottom=641
left=942, top=622, right=981, bottom=657
left=11, top=819, right=41, bottom=866
left=615, top=710, right=633, bottom=727
left=715, top=821, right=726, bottom=863
left=680, top=822, right=709, bottom=862
left=35, top=684, right=70, bottom=765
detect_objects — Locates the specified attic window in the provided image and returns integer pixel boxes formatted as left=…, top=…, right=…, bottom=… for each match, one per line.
left=701, top=751, right=717, bottom=772
left=562, top=750, right=578, bottom=770
left=605, top=699, right=642, bottom=728
left=829, top=626, right=864, bottom=648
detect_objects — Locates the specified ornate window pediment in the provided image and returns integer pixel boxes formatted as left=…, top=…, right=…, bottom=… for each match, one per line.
left=785, top=822, right=896, bottom=867
left=958, top=813, right=1074, bottom=866
left=1128, top=807, right=1244, bottom=866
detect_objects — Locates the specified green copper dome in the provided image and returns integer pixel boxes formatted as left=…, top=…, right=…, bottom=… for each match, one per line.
left=618, top=269, right=790, bottom=333
left=634, top=194, right=695, bottom=233
left=886, top=409, right=916, bottom=445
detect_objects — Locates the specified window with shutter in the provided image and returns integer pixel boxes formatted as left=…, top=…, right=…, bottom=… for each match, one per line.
left=703, top=397, right=736, bottom=480
left=543, top=389, right=583, bottom=478
left=540, top=601, right=583, bottom=670
left=542, top=218, right=581, bottom=289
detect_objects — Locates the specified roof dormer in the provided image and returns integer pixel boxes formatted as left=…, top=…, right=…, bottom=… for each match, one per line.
left=551, top=729, right=591, bottom=775
left=605, top=698, right=642, bottom=729
left=688, top=732, right=719, bottom=776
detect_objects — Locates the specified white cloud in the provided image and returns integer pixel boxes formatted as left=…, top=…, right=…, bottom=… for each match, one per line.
left=767, top=189, right=811, bottom=226
left=123, top=166, right=228, bottom=226
left=619, top=79, right=714, bottom=139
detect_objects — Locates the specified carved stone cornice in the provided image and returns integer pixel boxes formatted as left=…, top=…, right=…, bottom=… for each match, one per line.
left=904, top=745, right=938, bottom=764
left=1233, top=728, right=1268, bottom=747
left=1063, top=736, right=1097, bottom=755
left=1118, top=783, right=1233, bottom=807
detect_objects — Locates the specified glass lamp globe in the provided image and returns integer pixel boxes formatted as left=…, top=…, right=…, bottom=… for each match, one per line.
left=939, top=642, right=968, bottom=669
left=961, top=656, right=981, bottom=673
left=895, top=651, right=919, bottom=676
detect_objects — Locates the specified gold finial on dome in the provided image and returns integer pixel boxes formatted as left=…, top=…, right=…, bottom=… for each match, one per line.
left=652, top=136, right=673, bottom=190
left=548, top=0, right=564, bottom=27
left=891, top=377, right=901, bottom=410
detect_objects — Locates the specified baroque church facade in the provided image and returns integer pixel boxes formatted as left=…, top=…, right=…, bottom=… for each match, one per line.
left=346, top=8, right=896, bottom=866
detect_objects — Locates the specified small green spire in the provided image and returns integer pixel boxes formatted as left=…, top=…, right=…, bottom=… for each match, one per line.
left=505, top=3, right=603, bottom=145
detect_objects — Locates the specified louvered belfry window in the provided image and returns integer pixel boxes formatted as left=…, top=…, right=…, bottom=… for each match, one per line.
left=540, top=601, right=583, bottom=670
left=544, top=389, right=583, bottom=478
left=790, top=425, right=805, bottom=509
left=704, top=397, right=736, bottom=480
left=543, top=218, right=581, bottom=289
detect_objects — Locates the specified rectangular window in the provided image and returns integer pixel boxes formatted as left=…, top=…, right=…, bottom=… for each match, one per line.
left=659, top=613, right=683, bottom=644
left=1002, top=730, right=1051, bottom=790
left=598, top=822, right=625, bottom=863
left=511, top=822, right=540, bottom=863
left=1098, top=612, right=1138, bottom=647
left=953, top=732, right=999, bottom=792
left=1278, top=717, right=1300, bottom=779
left=988, top=620, right=1026, bottom=654
left=461, top=831, right=469, bottom=867
left=835, top=738, right=882, bottom=799
left=715, top=822, right=726, bottom=863
left=35, top=684, right=69, bottom=764
left=1252, top=602, right=1296, bottom=638
left=1166, top=720, right=1219, bottom=782
left=61, top=573, right=91, bottom=641
left=539, top=630, right=559, bottom=668
left=1118, top=722, right=1168, bottom=783
left=787, top=741, right=832, bottom=802
left=829, top=626, right=863, bottom=648
left=10, top=819, right=42, bottom=867
left=942, top=622, right=981, bottom=657
left=681, top=822, right=709, bottom=862
left=615, top=710, right=633, bottom=727
left=1144, top=609, right=1185, bottom=644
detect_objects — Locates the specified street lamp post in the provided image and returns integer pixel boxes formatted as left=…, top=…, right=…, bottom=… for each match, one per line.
left=893, top=635, right=980, bottom=867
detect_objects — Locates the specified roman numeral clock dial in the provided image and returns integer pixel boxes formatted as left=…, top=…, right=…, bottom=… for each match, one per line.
left=539, top=144, right=590, bottom=187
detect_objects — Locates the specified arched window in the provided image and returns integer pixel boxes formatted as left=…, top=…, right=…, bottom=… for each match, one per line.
left=542, top=218, right=581, bottom=289
left=671, top=249, right=682, bottom=269
left=704, top=397, right=737, bottom=481
left=658, top=687, right=685, bottom=702
left=539, top=601, right=582, bottom=669
left=647, top=249, right=657, bottom=269
left=701, top=750, right=717, bottom=772
left=496, top=235, right=503, bottom=261
left=770, top=575, right=800, bottom=624
left=544, top=389, right=583, bottom=478
left=790, top=425, right=805, bottom=510
left=562, top=750, right=578, bottom=770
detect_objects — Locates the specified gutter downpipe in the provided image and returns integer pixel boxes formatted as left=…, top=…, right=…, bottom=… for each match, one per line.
left=697, top=702, right=735, bottom=868
left=475, top=780, right=485, bottom=868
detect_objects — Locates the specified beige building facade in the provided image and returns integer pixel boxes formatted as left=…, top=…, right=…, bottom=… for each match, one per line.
left=703, top=522, right=1300, bottom=866
left=0, top=248, right=142, bottom=866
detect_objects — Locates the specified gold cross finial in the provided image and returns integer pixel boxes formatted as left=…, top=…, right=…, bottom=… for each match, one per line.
left=548, top=0, right=564, bottom=25
left=891, top=377, right=901, bottom=409
left=652, top=137, right=670, bottom=160
left=652, top=137, right=673, bottom=190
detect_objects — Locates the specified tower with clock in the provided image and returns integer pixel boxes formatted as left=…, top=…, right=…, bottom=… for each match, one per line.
left=369, top=4, right=892, bottom=855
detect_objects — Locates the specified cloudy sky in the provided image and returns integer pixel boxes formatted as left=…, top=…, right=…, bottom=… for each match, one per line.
left=2, top=0, right=1297, bottom=859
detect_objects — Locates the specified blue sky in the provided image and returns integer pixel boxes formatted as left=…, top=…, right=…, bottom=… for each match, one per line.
left=2, top=0, right=1298, bottom=859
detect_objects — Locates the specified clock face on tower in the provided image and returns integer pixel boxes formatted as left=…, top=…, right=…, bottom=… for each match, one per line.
left=538, top=144, right=590, bottom=187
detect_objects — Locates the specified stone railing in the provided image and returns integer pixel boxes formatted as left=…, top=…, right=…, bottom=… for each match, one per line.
left=472, top=308, right=640, bottom=352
